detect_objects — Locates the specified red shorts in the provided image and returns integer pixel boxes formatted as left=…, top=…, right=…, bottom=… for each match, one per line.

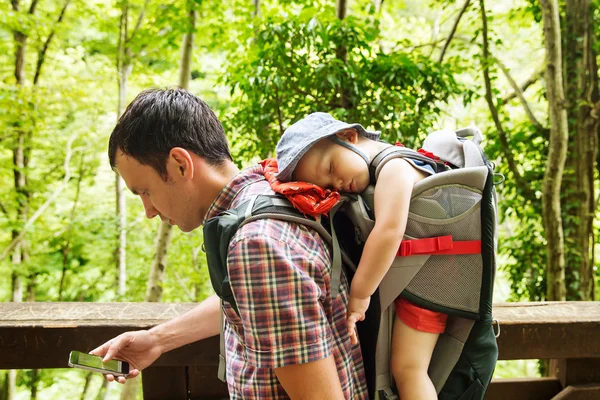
left=394, top=297, right=448, bottom=334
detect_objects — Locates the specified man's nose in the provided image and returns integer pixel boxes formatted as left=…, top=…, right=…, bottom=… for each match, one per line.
left=141, top=197, right=158, bottom=219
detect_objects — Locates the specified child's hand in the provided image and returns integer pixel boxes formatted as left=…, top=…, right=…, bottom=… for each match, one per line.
left=347, top=295, right=370, bottom=345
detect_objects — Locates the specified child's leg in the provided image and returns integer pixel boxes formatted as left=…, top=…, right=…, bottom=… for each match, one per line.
left=391, top=315, right=439, bottom=400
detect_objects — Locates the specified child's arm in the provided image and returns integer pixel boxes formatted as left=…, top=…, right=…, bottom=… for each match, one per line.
left=347, top=158, right=420, bottom=341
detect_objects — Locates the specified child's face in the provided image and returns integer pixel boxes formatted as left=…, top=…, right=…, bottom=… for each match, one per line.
left=292, top=129, right=370, bottom=193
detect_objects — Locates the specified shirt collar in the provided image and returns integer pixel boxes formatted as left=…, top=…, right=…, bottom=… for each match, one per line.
left=204, top=164, right=265, bottom=223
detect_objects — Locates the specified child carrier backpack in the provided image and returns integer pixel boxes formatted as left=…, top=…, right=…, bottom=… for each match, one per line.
left=203, top=126, right=499, bottom=400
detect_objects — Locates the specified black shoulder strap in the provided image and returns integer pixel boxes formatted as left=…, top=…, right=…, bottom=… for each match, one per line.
left=203, top=194, right=353, bottom=315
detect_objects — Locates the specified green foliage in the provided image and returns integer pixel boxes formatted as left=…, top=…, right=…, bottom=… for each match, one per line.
left=221, top=11, right=466, bottom=162
left=484, top=120, right=547, bottom=300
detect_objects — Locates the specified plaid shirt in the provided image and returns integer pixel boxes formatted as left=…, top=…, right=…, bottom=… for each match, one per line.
left=205, top=165, right=369, bottom=399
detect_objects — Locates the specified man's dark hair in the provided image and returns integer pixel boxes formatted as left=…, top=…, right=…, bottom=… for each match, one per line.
left=108, top=88, right=232, bottom=179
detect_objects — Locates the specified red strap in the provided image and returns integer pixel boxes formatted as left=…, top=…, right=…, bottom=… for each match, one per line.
left=397, top=236, right=481, bottom=256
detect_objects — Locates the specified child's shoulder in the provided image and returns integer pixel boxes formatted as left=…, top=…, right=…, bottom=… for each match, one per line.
left=377, top=156, right=428, bottom=184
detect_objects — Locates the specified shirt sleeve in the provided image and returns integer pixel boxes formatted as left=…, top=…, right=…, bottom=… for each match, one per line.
left=226, top=231, right=333, bottom=369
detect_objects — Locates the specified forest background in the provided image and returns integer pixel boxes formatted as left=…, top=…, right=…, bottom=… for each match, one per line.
left=1, top=0, right=598, bottom=398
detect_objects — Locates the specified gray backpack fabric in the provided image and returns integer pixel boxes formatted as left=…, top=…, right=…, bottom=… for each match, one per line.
left=203, top=126, right=499, bottom=399
left=337, top=126, right=499, bottom=399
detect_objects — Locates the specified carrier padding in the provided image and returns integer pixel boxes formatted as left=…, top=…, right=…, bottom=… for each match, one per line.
left=402, top=166, right=488, bottom=318
left=411, top=166, right=488, bottom=197
left=340, top=165, right=493, bottom=397
left=378, top=255, right=431, bottom=311
left=373, top=310, right=476, bottom=395
left=429, top=316, right=475, bottom=393
left=374, top=305, right=395, bottom=393
left=362, top=166, right=489, bottom=318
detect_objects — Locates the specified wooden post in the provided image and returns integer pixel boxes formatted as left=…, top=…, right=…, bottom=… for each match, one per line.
left=141, top=367, right=188, bottom=400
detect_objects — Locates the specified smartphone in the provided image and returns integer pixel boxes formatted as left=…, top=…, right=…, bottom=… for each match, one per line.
left=68, top=351, right=130, bottom=377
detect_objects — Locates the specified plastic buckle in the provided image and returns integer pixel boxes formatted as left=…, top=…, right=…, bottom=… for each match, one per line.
left=493, top=318, right=501, bottom=338
left=399, top=241, right=412, bottom=257
left=399, top=236, right=454, bottom=256
left=493, top=173, right=505, bottom=185
left=382, top=387, right=399, bottom=400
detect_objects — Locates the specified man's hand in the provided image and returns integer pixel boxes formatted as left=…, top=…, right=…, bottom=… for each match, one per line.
left=90, top=330, right=162, bottom=384
left=347, top=295, right=370, bottom=345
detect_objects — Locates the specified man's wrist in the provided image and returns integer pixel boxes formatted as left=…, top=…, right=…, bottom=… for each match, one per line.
left=148, top=325, right=168, bottom=355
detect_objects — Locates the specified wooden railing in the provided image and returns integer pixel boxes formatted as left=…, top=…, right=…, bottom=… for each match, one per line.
left=0, top=302, right=598, bottom=399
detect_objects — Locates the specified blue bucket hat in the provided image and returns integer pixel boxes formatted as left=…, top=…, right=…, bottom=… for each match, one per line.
left=275, top=112, right=381, bottom=182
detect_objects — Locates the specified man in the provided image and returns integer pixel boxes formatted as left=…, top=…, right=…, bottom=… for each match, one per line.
left=91, top=88, right=368, bottom=399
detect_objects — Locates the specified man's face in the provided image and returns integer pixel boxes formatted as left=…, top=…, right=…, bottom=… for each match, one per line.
left=114, top=152, right=202, bottom=232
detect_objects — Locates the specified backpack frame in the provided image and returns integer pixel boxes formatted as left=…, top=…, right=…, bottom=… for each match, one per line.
left=203, top=126, right=500, bottom=400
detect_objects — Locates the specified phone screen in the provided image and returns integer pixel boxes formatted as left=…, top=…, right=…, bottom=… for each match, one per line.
left=69, top=351, right=128, bottom=374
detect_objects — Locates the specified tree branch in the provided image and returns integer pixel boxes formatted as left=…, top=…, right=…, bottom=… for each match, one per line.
left=127, top=0, right=151, bottom=45
left=0, top=201, right=10, bottom=218
left=28, top=0, right=39, bottom=14
left=170, top=264, right=195, bottom=301
left=502, top=69, right=544, bottom=103
left=495, top=57, right=545, bottom=130
left=479, top=0, right=535, bottom=200
left=392, top=38, right=452, bottom=54
left=33, top=0, right=71, bottom=85
left=439, top=0, right=471, bottom=63
left=0, top=134, right=77, bottom=263
left=275, top=87, right=284, bottom=137
left=373, top=0, right=384, bottom=13
left=58, top=152, right=85, bottom=301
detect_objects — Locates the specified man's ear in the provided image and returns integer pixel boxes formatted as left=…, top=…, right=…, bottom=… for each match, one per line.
left=169, top=148, right=194, bottom=181
left=335, top=128, right=359, bottom=144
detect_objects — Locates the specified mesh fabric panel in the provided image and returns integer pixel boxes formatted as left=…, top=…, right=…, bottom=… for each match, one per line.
left=404, top=184, right=483, bottom=313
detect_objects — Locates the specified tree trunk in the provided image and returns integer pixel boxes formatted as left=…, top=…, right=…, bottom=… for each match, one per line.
left=119, top=379, right=138, bottom=400
left=120, top=4, right=197, bottom=400
left=178, top=6, right=196, bottom=91
left=145, top=3, right=196, bottom=304
left=562, top=0, right=598, bottom=300
left=7, top=266, right=23, bottom=400
left=9, top=1, right=27, bottom=391
left=192, top=241, right=203, bottom=300
left=336, top=0, right=347, bottom=20
left=335, top=0, right=352, bottom=110
left=253, top=0, right=260, bottom=17
left=102, top=383, right=112, bottom=400
left=373, top=0, right=384, bottom=13
left=115, top=3, right=150, bottom=399
left=95, top=379, right=108, bottom=400
left=27, top=274, right=39, bottom=399
left=79, top=372, right=93, bottom=400
left=12, top=6, right=26, bottom=85
left=29, top=369, right=39, bottom=400
left=115, top=0, right=133, bottom=296
left=540, top=0, right=568, bottom=301
left=146, top=221, right=174, bottom=301
left=0, top=372, right=7, bottom=400
left=6, top=370, right=16, bottom=400
left=116, top=61, right=131, bottom=296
